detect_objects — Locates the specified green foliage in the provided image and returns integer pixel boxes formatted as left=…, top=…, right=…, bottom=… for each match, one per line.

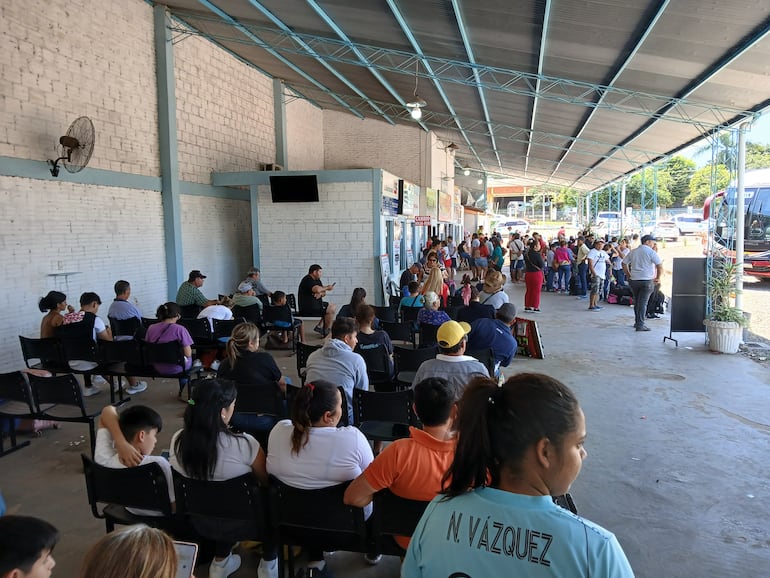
left=664, top=156, right=696, bottom=206
left=746, top=142, right=770, bottom=169
left=706, top=259, right=748, bottom=326
left=622, top=168, right=674, bottom=207
left=684, top=164, right=730, bottom=207
left=528, top=185, right=581, bottom=210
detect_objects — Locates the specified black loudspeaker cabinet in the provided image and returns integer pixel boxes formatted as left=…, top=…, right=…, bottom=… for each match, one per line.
left=667, top=257, right=707, bottom=342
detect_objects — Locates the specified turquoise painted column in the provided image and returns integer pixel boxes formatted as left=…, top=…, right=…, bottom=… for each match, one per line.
left=273, top=79, right=287, bottom=168
left=154, top=5, right=183, bottom=301
left=250, top=184, right=260, bottom=269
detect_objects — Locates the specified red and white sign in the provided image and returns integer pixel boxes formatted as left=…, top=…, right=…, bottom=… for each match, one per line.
left=415, top=215, right=431, bottom=226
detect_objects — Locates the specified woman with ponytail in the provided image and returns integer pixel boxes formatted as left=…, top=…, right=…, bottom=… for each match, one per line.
left=144, top=302, right=193, bottom=375
left=217, top=322, right=290, bottom=435
left=39, top=290, right=74, bottom=338
left=403, top=373, right=634, bottom=578
left=170, top=379, right=276, bottom=578
left=267, top=380, right=374, bottom=576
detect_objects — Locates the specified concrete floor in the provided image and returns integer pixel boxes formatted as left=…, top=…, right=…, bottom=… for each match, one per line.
left=2, top=280, right=770, bottom=577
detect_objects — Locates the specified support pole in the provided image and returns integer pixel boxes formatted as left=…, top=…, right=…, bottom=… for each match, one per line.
left=735, top=123, right=747, bottom=311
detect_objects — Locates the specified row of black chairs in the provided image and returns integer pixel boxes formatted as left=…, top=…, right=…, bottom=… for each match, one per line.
left=0, top=371, right=112, bottom=457
left=82, top=454, right=429, bottom=575
left=19, top=335, right=201, bottom=401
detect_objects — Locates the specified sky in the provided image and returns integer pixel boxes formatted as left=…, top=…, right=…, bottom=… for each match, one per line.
left=683, top=110, right=770, bottom=167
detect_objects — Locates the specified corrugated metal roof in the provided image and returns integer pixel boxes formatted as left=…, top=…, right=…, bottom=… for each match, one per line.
left=159, top=0, right=770, bottom=190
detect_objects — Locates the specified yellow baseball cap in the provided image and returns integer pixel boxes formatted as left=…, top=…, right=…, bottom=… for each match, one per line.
left=437, top=320, right=472, bottom=348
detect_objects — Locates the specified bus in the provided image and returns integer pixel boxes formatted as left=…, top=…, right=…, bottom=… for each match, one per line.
left=706, top=168, right=770, bottom=279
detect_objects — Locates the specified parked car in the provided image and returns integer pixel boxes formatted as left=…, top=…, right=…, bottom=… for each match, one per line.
left=495, top=219, right=530, bottom=236
left=743, top=250, right=770, bottom=281
left=672, top=214, right=706, bottom=235
left=592, top=211, right=638, bottom=237
left=644, top=220, right=679, bottom=241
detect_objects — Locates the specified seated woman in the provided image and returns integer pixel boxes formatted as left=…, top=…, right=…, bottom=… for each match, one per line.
left=39, top=290, right=74, bottom=338
left=417, top=292, right=451, bottom=327
left=169, top=379, right=276, bottom=578
left=217, top=321, right=290, bottom=434
left=422, top=267, right=449, bottom=308
left=402, top=374, right=634, bottom=577
left=336, top=287, right=367, bottom=320
left=144, top=302, right=194, bottom=377
left=267, top=381, right=376, bottom=577
left=80, top=524, right=177, bottom=578
left=354, top=305, right=394, bottom=378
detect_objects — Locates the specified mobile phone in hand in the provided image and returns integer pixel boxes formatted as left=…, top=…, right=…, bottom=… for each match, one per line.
left=174, top=541, right=198, bottom=578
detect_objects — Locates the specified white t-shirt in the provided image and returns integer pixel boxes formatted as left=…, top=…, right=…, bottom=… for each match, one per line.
left=267, top=421, right=373, bottom=489
left=169, top=429, right=260, bottom=481
left=94, top=428, right=175, bottom=516
left=587, top=248, right=609, bottom=280
left=267, top=420, right=374, bottom=517
left=197, top=305, right=234, bottom=331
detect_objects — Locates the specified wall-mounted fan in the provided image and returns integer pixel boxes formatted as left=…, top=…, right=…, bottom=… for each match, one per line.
left=47, top=116, right=95, bottom=177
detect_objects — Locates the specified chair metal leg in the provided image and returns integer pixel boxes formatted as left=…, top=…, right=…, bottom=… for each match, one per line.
left=0, top=419, right=31, bottom=458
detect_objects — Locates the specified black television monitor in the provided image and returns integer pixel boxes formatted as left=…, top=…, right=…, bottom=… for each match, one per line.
left=269, top=175, right=319, bottom=202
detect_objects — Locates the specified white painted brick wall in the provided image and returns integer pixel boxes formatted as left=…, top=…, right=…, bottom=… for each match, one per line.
left=255, top=180, right=376, bottom=311
left=179, top=195, right=253, bottom=297
left=0, top=0, right=159, bottom=175
left=0, top=176, right=167, bottom=370
left=323, top=111, right=425, bottom=184
left=286, top=99, right=324, bottom=170
left=175, top=32, right=275, bottom=183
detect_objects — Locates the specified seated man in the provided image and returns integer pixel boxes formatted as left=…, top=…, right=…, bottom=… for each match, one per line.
left=232, top=281, right=263, bottom=311
left=239, top=267, right=272, bottom=299
left=455, top=287, right=495, bottom=325
left=304, top=317, right=369, bottom=420
left=297, top=264, right=336, bottom=336
left=175, top=270, right=216, bottom=308
left=399, top=263, right=422, bottom=295
left=106, top=280, right=148, bottom=395
left=343, top=377, right=457, bottom=549
left=411, top=320, right=489, bottom=398
left=59, top=292, right=113, bottom=397
left=95, top=405, right=174, bottom=516
left=0, top=515, right=59, bottom=578
left=467, top=302, right=518, bottom=376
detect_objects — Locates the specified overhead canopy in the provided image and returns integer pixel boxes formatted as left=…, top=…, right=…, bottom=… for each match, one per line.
left=157, top=0, right=770, bottom=191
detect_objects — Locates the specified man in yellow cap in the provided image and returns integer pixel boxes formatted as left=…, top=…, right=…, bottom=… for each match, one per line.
left=411, top=320, right=489, bottom=396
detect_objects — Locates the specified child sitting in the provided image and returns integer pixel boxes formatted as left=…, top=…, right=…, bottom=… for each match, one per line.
left=398, top=281, right=424, bottom=311
left=95, top=405, right=174, bottom=516
left=271, top=291, right=305, bottom=344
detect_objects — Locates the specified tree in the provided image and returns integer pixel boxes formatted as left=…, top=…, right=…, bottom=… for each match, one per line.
left=664, top=156, right=696, bottom=206
left=684, top=164, right=730, bottom=207
left=623, top=168, right=674, bottom=207
left=746, top=142, right=770, bottom=169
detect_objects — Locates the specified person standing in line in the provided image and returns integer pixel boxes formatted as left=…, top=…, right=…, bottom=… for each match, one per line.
left=523, top=239, right=545, bottom=312
left=575, top=236, right=591, bottom=300
left=587, top=239, right=610, bottom=311
left=622, top=234, right=663, bottom=332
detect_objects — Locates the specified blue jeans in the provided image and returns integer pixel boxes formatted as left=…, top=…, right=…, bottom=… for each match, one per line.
left=613, top=268, right=626, bottom=286
left=577, top=263, right=588, bottom=296
left=545, top=267, right=555, bottom=291
left=558, top=264, right=571, bottom=291
left=630, top=279, right=655, bottom=328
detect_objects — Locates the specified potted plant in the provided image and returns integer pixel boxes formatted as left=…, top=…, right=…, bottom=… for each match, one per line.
left=703, top=258, right=748, bottom=353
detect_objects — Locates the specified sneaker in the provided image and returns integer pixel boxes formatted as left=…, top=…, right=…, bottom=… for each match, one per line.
left=192, top=359, right=203, bottom=369
left=636, top=325, right=651, bottom=332
left=593, top=306, right=603, bottom=311
left=306, top=566, right=334, bottom=578
left=81, top=384, right=102, bottom=397
left=92, top=375, right=108, bottom=386
left=532, top=308, right=540, bottom=312
left=210, top=359, right=221, bottom=372
left=313, top=325, right=326, bottom=335
left=576, top=295, right=588, bottom=300
left=209, top=553, right=241, bottom=578
left=125, top=381, right=148, bottom=395
left=524, top=307, right=532, bottom=311
left=364, top=554, right=382, bottom=565
left=258, top=557, right=278, bottom=578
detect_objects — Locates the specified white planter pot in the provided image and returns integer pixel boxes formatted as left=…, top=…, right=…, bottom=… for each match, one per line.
left=703, top=319, right=743, bottom=354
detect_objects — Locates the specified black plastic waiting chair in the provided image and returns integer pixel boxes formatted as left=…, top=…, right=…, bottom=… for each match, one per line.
left=295, top=342, right=322, bottom=386
left=81, top=454, right=173, bottom=533
left=28, top=374, right=105, bottom=456
left=371, top=489, right=431, bottom=556
left=393, top=345, right=438, bottom=389
left=355, top=344, right=395, bottom=391
left=18, top=336, right=69, bottom=374
left=268, top=476, right=367, bottom=578
left=0, top=371, right=37, bottom=457
left=352, top=388, right=415, bottom=444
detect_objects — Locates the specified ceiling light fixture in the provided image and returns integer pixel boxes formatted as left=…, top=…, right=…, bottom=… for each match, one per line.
left=477, top=178, right=484, bottom=185
left=406, top=59, right=427, bottom=120
left=462, top=165, right=470, bottom=176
